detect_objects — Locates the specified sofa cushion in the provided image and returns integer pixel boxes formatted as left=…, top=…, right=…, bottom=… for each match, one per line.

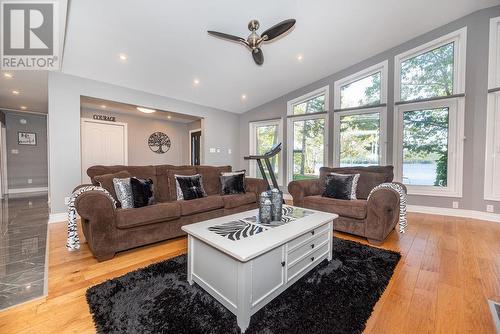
left=222, top=192, right=257, bottom=209
left=302, top=195, right=367, bottom=220
left=179, top=195, right=224, bottom=216
left=166, top=166, right=197, bottom=201
left=94, top=170, right=131, bottom=202
left=320, top=166, right=393, bottom=199
left=116, top=202, right=181, bottom=229
left=196, top=165, right=232, bottom=195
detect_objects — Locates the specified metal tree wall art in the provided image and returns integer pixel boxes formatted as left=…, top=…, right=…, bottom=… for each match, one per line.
left=148, top=132, right=171, bottom=154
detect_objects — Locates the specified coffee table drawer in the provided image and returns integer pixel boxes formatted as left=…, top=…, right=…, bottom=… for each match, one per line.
left=287, top=231, right=329, bottom=265
left=287, top=223, right=331, bottom=250
left=287, top=243, right=329, bottom=281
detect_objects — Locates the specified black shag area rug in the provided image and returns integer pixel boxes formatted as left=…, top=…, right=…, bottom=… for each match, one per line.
left=86, top=238, right=400, bottom=334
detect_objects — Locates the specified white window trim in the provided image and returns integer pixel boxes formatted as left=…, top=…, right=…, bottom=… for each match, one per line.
left=248, top=118, right=284, bottom=186
left=333, top=106, right=387, bottom=167
left=484, top=16, right=500, bottom=201
left=394, top=27, right=467, bottom=102
left=393, top=98, right=464, bottom=197
left=286, top=85, right=329, bottom=115
left=333, top=60, right=388, bottom=110
left=287, top=112, right=329, bottom=184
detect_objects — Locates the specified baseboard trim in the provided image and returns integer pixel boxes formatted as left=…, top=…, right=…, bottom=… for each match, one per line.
left=49, top=212, right=69, bottom=224
left=407, top=205, right=500, bottom=223
left=8, top=187, right=48, bottom=194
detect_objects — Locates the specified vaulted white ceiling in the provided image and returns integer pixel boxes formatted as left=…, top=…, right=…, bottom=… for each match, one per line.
left=2, top=0, right=498, bottom=114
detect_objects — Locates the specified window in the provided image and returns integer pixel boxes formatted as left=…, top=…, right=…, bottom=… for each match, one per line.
left=394, top=28, right=466, bottom=197
left=287, top=86, right=329, bottom=182
left=484, top=17, right=500, bottom=201
left=334, top=61, right=388, bottom=166
left=249, top=119, right=283, bottom=186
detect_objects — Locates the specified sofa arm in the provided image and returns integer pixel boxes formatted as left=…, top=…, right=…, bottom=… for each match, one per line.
left=288, top=179, right=322, bottom=206
left=74, top=190, right=117, bottom=261
left=366, top=187, right=401, bottom=243
left=245, top=177, right=268, bottom=196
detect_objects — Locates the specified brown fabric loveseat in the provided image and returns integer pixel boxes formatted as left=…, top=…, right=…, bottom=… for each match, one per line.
left=288, top=166, right=405, bottom=245
left=75, top=164, right=267, bottom=261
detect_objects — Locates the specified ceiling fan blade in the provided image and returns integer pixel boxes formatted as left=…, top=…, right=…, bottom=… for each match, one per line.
left=207, top=31, right=246, bottom=44
left=261, top=19, right=296, bottom=41
left=252, top=48, right=264, bottom=65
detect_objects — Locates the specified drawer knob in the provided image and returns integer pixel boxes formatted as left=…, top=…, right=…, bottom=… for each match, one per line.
left=311, top=230, right=315, bottom=236
left=311, top=244, right=315, bottom=249
left=281, top=261, right=285, bottom=267
left=311, top=256, right=315, bottom=262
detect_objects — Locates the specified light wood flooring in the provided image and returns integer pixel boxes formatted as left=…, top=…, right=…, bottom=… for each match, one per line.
left=0, top=212, right=499, bottom=333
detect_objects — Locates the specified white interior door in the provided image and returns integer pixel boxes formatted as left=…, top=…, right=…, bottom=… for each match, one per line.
left=81, top=119, right=128, bottom=183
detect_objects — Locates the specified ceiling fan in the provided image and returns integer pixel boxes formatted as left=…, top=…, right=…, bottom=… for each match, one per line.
left=207, top=19, right=296, bottom=65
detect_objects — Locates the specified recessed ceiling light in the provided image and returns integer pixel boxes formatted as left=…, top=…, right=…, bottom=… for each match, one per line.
left=100, top=104, right=107, bottom=109
left=167, top=115, right=172, bottom=119
left=20, top=106, right=27, bottom=110
left=193, top=78, right=200, bottom=85
left=119, top=53, right=128, bottom=61
left=241, top=94, right=247, bottom=100
left=137, top=106, right=156, bottom=114
left=3, top=73, right=13, bottom=79
left=297, top=54, right=303, bottom=61
left=12, top=90, right=20, bottom=95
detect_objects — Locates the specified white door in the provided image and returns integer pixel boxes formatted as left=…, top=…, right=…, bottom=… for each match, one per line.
left=81, top=119, right=128, bottom=183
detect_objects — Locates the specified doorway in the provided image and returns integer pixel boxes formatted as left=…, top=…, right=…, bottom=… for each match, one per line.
left=81, top=118, right=128, bottom=183
left=190, top=129, right=201, bottom=166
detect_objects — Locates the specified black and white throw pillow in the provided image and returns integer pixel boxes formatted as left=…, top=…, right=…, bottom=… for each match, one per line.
left=113, top=177, right=134, bottom=209
left=130, top=177, right=155, bottom=208
left=175, top=174, right=207, bottom=200
left=220, top=170, right=246, bottom=195
left=322, top=172, right=360, bottom=200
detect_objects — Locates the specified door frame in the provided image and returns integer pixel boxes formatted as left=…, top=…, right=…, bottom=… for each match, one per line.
left=80, top=118, right=128, bottom=183
left=189, top=128, right=202, bottom=166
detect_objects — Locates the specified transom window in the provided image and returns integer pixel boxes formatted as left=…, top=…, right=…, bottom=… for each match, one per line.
left=400, top=42, right=454, bottom=101
left=292, top=94, right=326, bottom=115
left=340, top=71, right=381, bottom=109
left=334, top=61, right=388, bottom=167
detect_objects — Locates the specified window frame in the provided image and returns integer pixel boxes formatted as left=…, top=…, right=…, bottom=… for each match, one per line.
left=394, top=27, right=467, bottom=102
left=333, top=60, right=388, bottom=110
left=393, top=98, right=464, bottom=197
left=286, top=86, right=329, bottom=184
left=248, top=118, right=284, bottom=186
left=286, top=85, right=329, bottom=116
left=333, top=61, right=388, bottom=167
left=484, top=16, right=500, bottom=201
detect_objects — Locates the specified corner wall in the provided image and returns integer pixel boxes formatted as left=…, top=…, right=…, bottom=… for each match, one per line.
left=48, top=72, right=240, bottom=214
left=239, top=6, right=500, bottom=214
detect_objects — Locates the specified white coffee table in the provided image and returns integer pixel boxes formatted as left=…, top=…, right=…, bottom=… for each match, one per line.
left=181, top=205, right=337, bottom=332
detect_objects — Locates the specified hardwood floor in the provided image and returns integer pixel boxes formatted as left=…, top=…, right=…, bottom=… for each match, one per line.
left=0, top=213, right=498, bottom=333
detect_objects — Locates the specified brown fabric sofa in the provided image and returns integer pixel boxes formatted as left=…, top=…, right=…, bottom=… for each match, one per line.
left=288, top=166, right=405, bottom=245
left=75, top=164, right=268, bottom=261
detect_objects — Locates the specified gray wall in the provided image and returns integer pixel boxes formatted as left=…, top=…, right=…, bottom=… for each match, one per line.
left=81, top=108, right=190, bottom=166
left=5, top=112, right=48, bottom=190
left=239, top=6, right=500, bottom=214
left=48, top=72, right=240, bottom=214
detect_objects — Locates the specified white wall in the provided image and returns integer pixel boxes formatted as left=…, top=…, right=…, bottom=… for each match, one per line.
left=81, top=108, right=189, bottom=166
left=48, top=72, right=240, bottom=214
